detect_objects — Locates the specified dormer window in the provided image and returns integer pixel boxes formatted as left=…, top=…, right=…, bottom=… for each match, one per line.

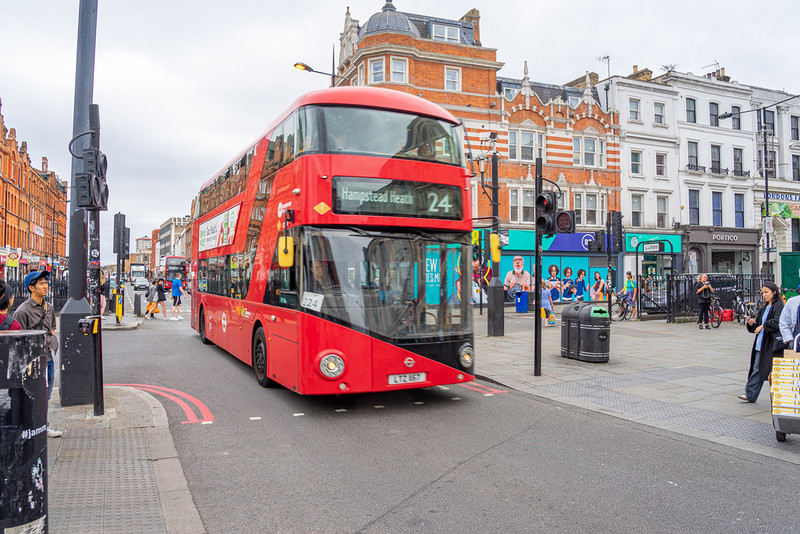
left=568, top=96, right=580, bottom=108
left=432, top=24, right=459, bottom=43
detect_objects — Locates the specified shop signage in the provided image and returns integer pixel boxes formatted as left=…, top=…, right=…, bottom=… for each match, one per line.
left=712, top=233, right=739, bottom=242
left=642, top=243, right=662, bottom=253
left=764, top=202, right=800, bottom=219
left=32, top=224, right=44, bottom=237
left=626, top=233, right=682, bottom=254
left=765, top=192, right=800, bottom=202
left=7, top=252, right=18, bottom=268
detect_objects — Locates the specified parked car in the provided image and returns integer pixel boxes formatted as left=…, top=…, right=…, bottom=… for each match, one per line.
left=133, top=277, right=149, bottom=290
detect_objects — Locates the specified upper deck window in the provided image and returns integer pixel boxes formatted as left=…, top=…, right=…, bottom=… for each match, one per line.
left=320, top=106, right=463, bottom=166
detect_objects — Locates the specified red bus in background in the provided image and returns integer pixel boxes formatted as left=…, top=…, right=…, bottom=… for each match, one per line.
left=162, top=256, right=187, bottom=289
left=190, top=86, right=476, bottom=395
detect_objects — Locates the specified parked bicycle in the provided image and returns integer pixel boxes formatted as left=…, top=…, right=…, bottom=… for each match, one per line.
left=707, top=294, right=723, bottom=328
left=611, top=292, right=634, bottom=321
left=731, top=290, right=758, bottom=325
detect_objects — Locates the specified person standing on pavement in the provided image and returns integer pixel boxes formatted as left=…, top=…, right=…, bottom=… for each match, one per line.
left=694, top=273, right=714, bottom=330
left=144, top=279, right=157, bottom=319
left=0, top=279, right=21, bottom=331
left=779, top=292, right=800, bottom=349
left=740, top=282, right=784, bottom=403
left=155, top=278, right=168, bottom=319
left=170, top=272, right=186, bottom=320
left=14, top=270, right=62, bottom=437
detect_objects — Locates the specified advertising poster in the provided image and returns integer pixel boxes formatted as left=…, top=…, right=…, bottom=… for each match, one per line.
left=199, top=204, right=241, bottom=252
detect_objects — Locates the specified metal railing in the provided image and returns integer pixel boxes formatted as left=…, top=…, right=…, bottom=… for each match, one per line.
left=6, top=278, right=70, bottom=314
left=663, top=274, right=773, bottom=323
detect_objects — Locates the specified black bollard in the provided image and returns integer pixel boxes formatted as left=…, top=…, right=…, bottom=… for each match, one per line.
left=0, top=331, right=48, bottom=532
left=134, top=293, right=142, bottom=317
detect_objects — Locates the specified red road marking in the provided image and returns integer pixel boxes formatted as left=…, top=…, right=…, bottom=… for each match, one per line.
left=458, top=382, right=508, bottom=394
left=107, top=383, right=214, bottom=424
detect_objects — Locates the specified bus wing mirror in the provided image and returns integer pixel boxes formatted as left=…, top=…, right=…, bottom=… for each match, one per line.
left=489, top=233, right=501, bottom=264
left=278, top=237, right=295, bottom=268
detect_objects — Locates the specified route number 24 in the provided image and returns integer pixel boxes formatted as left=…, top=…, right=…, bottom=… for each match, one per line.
left=426, top=192, right=452, bottom=214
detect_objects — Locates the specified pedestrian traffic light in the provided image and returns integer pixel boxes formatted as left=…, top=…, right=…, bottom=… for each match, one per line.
left=536, top=191, right=558, bottom=235
left=473, top=245, right=483, bottom=262
left=589, top=230, right=605, bottom=252
left=78, top=147, right=109, bottom=210
left=611, top=211, right=624, bottom=252
left=555, top=210, right=576, bottom=234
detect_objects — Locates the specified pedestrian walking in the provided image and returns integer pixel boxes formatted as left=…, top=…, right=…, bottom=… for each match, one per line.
left=144, top=279, right=157, bottom=318
left=99, top=271, right=108, bottom=315
left=740, top=281, right=784, bottom=403
left=779, top=293, right=800, bottom=348
left=155, top=278, right=168, bottom=319
left=13, top=270, right=62, bottom=437
left=540, top=279, right=554, bottom=327
left=170, top=272, right=186, bottom=320
left=694, top=273, right=714, bottom=330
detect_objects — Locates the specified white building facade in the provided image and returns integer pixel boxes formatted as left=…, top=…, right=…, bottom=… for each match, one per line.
left=661, top=70, right=759, bottom=276
left=610, top=70, right=682, bottom=277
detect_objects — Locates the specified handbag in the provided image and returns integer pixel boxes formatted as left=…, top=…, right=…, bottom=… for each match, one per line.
left=548, top=311, right=556, bottom=325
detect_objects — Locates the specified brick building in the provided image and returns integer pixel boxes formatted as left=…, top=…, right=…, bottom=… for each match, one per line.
left=334, top=1, right=620, bottom=282
left=0, top=99, right=68, bottom=279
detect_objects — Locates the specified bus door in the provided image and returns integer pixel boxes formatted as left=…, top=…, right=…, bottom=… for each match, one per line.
left=264, top=247, right=299, bottom=389
left=225, top=253, right=250, bottom=356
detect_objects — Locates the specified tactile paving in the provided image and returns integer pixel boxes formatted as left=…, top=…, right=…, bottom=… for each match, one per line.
left=49, top=427, right=166, bottom=533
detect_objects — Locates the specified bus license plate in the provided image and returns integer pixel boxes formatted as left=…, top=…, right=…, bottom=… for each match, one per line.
left=388, top=372, right=426, bottom=385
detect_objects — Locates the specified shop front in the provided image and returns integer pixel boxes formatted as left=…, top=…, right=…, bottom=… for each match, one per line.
left=683, top=227, right=759, bottom=275
left=623, top=233, right=682, bottom=278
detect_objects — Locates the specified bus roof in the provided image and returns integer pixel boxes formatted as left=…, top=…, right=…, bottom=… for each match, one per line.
left=199, top=87, right=460, bottom=191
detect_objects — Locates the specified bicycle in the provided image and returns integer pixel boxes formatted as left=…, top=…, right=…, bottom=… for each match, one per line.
left=707, top=294, right=723, bottom=328
left=731, top=290, right=758, bottom=324
left=611, top=292, right=634, bottom=321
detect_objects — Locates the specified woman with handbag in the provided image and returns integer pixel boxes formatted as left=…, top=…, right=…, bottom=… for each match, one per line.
left=740, top=281, right=784, bottom=402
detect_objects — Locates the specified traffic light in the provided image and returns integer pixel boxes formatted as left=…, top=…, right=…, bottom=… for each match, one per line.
left=555, top=210, right=575, bottom=234
left=611, top=211, right=624, bottom=252
left=77, top=147, right=109, bottom=210
left=589, top=230, right=605, bottom=252
left=536, top=191, right=558, bottom=235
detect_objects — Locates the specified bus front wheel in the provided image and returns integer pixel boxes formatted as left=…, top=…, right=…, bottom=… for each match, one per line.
left=252, top=327, right=275, bottom=388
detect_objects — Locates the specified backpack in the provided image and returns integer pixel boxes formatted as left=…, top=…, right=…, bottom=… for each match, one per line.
left=0, top=314, right=14, bottom=331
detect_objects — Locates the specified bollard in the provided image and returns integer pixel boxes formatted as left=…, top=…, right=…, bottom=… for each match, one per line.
left=115, top=294, right=123, bottom=325
left=0, top=331, right=48, bottom=532
left=134, top=294, right=142, bottom=317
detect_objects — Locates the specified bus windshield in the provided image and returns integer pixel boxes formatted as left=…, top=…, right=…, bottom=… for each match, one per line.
left=299, top=105, right=463, bottom=166
left=299, top=227, right=472, bottom=342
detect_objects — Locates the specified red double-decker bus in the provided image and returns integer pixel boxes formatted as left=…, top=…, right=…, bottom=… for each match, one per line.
left=191, top=86, right=477, bottom=394
left=162, top=256, right=187, bottom=289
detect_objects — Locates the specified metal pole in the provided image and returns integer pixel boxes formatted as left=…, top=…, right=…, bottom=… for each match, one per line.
left=534, top=158, right=543, bottom=376
left=763, top=107, right=771, bottom=276
left=87, top=104, right=103, bottom=416
left=487, top=148, right=504, bottom=336
left=59, top=0, right=98, bottom=406
left=606, top=211, right=613, bottom=317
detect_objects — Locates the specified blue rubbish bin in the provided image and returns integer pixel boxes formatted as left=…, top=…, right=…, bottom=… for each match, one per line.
left=515, top=291, right=529, bottom=313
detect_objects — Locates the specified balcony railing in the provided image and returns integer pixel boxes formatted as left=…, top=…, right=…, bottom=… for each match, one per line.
left=733, top=168, right=750, bottom=177
left=710, top=166, right=729, bottom=175
left=687, top=163, right=705, bottom=172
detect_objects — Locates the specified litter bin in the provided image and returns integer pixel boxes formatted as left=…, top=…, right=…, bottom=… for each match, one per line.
left=515, top=291, right=529, bottom=313
left=560, top=303, right=584, bottom=359
left=560, top=303, right=611, bottom=363
left=0, top=331, right=48, bottom=532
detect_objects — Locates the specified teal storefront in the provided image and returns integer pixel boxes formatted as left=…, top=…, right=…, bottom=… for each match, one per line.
left=624, top=233, right=682, bottom=278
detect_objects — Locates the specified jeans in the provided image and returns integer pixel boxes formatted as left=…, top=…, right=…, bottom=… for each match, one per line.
left=698, top=302, right=710, bottom=324
left=47, top=357, right=54, bottom=401
left=745, top=350, right=765, bottom=401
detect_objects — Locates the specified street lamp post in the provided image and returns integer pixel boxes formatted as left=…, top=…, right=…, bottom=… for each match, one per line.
left=293, top=62, right=346, bottom=87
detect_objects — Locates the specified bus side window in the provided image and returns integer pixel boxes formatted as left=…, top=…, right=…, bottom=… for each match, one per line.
left=282, top=114, right=295, bottom=166
left=296, top=106, right=320, bottom=156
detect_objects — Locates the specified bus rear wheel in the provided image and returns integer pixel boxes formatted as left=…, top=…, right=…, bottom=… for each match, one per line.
left=199, top=309, right=213, bottom=345
left=252, top=327, right=274, bottom=388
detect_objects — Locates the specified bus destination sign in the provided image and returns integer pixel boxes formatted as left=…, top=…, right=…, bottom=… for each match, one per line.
left=332, top=177, right=462, bottom=220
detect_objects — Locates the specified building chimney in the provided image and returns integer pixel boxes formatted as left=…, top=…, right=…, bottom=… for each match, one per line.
left=460, top=9, right=481, bottom=45
left=633, top=65, right=638, bottom=74
left=721, top=67, right=726, bottom=78
left=42, top=157, right=48, bottom=173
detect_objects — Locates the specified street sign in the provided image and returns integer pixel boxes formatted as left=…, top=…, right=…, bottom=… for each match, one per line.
left=642, top=243, right=661, bottom=253
left=764, top=217, right=774, bottom=234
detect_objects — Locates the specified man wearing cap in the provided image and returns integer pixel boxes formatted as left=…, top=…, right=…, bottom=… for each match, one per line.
left=618, top=271, right=638, bottom=318
left=15, top=270, right=61, bottom=437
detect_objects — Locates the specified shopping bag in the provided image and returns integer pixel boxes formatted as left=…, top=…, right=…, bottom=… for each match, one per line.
left=540, top=308, right=547, bottom=319
left=547, top=312, right=556, bottom=325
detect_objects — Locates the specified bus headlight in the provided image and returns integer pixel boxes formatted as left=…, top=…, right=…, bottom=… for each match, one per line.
left=458, top=343, right=474, bottom=369
left=319, top=354, right=345, bottom=378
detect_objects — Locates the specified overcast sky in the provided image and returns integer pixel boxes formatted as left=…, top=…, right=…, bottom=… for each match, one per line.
left=2, top=0, right=799, bottom=262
